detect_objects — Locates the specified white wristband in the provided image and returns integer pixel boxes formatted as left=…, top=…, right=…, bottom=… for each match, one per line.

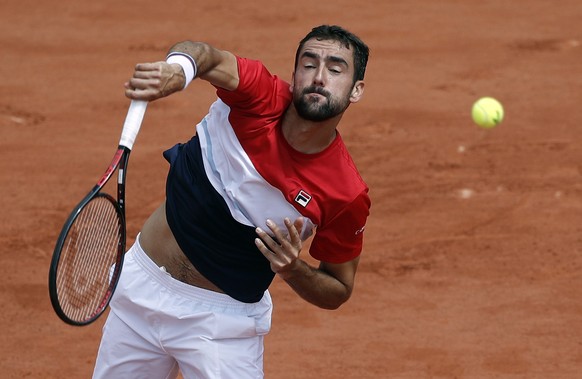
left=166, top=53, right=197, bottom=89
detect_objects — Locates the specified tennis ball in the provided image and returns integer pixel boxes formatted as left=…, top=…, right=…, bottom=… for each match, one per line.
left=471, top=97, right=504, bottom=128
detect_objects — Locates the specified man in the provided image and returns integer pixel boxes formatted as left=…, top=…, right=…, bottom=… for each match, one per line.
left=93, top=24, right=371, bottom=379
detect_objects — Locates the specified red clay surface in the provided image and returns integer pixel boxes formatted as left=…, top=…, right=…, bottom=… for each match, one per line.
left=2, top=1, right=582, bottom=378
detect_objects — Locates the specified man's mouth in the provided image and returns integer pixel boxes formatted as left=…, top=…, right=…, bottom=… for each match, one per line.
left=304, top=87, right=329, bottom=98
left=306, top=92, right=325, bottom=100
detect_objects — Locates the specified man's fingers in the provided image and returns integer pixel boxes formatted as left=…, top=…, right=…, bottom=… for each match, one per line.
left=256, top=218, right=303, bottom=254
left=125, top=87, right=161, bottom=101
left=254, top=236, right=269, bottom=254
left=285, top=218, right=302, bottom=245
left=266, top=219, right=287, bottom=242
left=127, top=77, right=156, bottom=89
left=255, top=227, right=279, bottom=252
left=134, top=62, right=163, bottom=72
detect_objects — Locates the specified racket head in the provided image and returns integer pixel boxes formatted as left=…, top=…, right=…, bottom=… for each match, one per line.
left=49, top=192, right=126, bottom=326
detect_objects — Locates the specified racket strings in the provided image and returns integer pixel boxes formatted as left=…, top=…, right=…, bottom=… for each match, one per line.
left=57, top=196, right=122, bottom=323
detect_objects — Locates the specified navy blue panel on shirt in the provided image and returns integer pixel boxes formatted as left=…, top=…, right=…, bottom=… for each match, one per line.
left=163, top=136, right=274, bottom=303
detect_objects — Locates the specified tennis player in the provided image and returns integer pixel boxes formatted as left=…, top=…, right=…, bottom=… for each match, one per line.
left=93, top=24, right=371, bottom=379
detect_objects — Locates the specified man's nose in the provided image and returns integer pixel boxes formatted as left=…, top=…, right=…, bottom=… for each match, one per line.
left=312, top=67, right=326, bottom=86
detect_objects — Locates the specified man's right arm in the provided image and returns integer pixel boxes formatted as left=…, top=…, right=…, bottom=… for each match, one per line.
left=125, top=41, right=239, bottom=101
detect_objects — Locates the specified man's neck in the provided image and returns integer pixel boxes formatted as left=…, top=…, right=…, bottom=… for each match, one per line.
left=281, top=106, right=341, bottom=154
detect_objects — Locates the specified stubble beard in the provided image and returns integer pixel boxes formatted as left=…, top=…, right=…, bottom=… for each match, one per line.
left=293, top=86, right=349, bottom=122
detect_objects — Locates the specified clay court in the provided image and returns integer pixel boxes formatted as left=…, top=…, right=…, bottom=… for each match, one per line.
left=2, top=0, right=582, bottom=378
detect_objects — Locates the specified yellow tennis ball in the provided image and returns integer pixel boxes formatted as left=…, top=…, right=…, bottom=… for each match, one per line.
left=471, top=97, right=504, bottom=128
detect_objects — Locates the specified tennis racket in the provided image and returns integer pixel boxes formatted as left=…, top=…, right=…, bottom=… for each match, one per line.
left=49, top=100, right=148, bottom=326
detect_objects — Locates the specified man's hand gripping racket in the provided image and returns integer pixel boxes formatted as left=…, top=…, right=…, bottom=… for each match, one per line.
left=49, top=100, right=148, bottom=326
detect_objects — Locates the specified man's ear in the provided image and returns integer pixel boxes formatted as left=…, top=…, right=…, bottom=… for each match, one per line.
left=349, top=80, right=365, bottom=103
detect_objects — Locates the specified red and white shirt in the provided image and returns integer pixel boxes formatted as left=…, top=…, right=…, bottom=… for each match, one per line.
left=197, top=57, right=370, bottom=263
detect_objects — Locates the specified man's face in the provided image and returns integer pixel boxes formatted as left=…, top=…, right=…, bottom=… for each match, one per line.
left=291, top=38, right=363, bottom=122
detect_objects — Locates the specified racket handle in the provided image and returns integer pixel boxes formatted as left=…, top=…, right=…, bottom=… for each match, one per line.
left=119, top=100, right=148, bottom=150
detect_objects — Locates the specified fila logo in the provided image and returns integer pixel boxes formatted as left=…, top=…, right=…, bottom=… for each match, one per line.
left=294, top=190, right=312, bottom=208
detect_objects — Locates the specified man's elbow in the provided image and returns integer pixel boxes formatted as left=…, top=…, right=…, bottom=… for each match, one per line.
left=316, top=289, right=352, bottom=310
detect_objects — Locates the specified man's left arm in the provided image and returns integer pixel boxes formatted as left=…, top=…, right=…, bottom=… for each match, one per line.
left=255, top=217, right=360, bottom=310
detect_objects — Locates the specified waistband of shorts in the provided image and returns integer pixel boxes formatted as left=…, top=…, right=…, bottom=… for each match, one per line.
left=129, top=234, right=259, bottom=310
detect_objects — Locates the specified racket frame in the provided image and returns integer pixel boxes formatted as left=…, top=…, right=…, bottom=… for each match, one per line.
left=49, top=146, right=130, bottom=326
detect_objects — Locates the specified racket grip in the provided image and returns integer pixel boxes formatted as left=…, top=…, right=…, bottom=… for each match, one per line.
left=119, top=100, right=148, bottom=150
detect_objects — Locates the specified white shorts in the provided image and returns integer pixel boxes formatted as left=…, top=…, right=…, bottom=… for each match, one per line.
left=92, top=236, right=273, bottom=379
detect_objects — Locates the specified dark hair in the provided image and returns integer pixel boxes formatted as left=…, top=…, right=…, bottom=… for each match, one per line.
left=294, top=25, right=369, bottom=83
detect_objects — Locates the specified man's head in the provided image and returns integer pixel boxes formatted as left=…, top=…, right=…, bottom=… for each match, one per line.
left=295, top=25, right=369, bottom=84
left=291, top=25, right=369, bottom=122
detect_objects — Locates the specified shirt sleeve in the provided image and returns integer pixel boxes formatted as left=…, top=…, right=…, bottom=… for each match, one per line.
left=308, top=189, right=371, bottom=264
left=215, top=56, right=291, bottom=120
